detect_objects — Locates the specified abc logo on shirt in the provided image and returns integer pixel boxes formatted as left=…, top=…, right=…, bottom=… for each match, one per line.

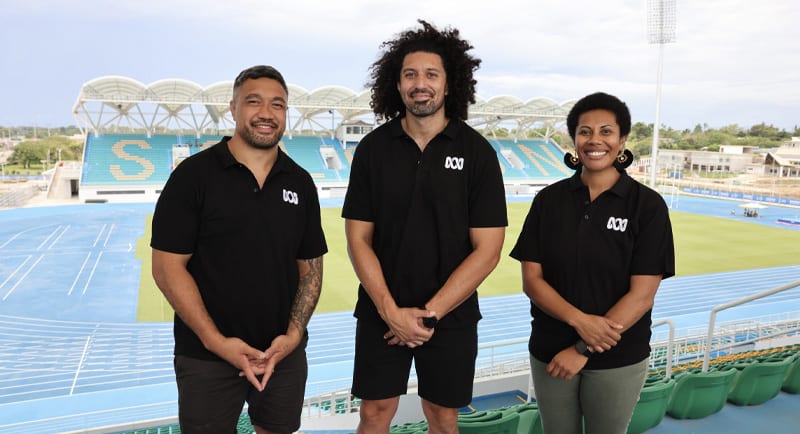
left=282, top=189, right=299, bottom=205
left=444, top=156, right=465, bottom=170
left=606, top=217, right=628, bottom=232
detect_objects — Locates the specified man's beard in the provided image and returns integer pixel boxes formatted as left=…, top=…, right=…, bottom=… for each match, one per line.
left=238, top=123, right=283, bottom=150
left=405, top=90, right=444, bottom=118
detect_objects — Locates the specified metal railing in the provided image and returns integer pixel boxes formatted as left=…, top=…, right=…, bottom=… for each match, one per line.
left=702, top=279, right=800, bottom=371
left=651, top=319, right=675, bottom=378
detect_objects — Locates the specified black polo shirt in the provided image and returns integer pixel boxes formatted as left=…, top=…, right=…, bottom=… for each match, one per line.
left=510, top=171, right=674, bottom=369
left=151, top=137, right=327, bottom=360
left=342, top=118, right=507, bottom=328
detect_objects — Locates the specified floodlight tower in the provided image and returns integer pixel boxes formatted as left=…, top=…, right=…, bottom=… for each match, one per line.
left=647, top=0, right=676, bottom=189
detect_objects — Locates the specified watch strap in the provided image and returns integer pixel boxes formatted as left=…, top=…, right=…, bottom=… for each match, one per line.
left=574, top=340, right=592, bottom=357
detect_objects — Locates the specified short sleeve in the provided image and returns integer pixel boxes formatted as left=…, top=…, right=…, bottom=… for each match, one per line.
left=468, top=142, right=508, bottom=228
left=150, top=163, right=201, bottom=254
left=631, top=193, right=675, bottom=279
left=297, top=177, right=328, bottom=259
left=341, top=140, right=373, bottom=222
left=509, top=195, right=542, bottom=263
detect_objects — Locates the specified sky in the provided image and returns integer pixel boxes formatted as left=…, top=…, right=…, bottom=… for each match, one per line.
left=1, top=0, right=798, bottom=132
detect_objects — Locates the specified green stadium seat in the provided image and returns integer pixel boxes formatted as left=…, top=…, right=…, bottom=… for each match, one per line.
left=389, top=426, right=426, bottom=434
left=237, top=412, right=255, bottom=433
left=666, top=368, right=737, bottom=419
left=458, top=411, right=520, bottom=434
left=389, top=420, right=429, bottom=433
left=783, top=353, right=800, bottom=393
left=627, top=378, right=675, bottom=434
left=457, top=410, right=502, bottom=422
left=727, top=357, right=794, bottom=405
left=501, top=402, right=540, bottom=434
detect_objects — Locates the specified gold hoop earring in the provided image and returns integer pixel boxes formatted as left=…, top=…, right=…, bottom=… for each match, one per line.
left=563, top=152, right=581, bottom=171
left=614, top=149, right=633, bottom=171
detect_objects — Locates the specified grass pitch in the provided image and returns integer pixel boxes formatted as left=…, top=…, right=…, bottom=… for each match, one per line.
left=136, top=201, right=800, bottom=321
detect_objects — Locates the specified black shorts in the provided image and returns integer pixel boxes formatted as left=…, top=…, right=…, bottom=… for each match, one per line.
left=174, top=334, right=308, bottom=434
left=351, top=319, right=478, bottom=408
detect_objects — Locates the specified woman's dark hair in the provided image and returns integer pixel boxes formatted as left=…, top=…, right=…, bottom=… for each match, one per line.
left=367, top=19, right=480, bottom=121
left=566, top=92, right=631, bottom=142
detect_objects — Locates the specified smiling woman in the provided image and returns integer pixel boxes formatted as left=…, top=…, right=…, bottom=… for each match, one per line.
left=510, top=91, right=675, bottom=434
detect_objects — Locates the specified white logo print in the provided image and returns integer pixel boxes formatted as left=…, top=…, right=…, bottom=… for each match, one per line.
left=282, top=189, right=299, bottom=205
left=444, top=156, right=465, bottom=170
left=606, top=217, right=628, bottom=232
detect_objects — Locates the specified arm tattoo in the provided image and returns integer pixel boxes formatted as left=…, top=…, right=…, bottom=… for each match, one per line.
left=291, top=256, right=323, bottom=332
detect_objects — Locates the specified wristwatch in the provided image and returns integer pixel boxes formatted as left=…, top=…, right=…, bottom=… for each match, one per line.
left=422, top=316, right=438, bottom=329
left=574, top=340, right=592, bottom=357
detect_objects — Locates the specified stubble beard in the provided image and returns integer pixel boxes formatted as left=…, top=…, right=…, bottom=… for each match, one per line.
left=238, top=123, right=283, bottom=150
left=405, top=90, right=445, bottom=118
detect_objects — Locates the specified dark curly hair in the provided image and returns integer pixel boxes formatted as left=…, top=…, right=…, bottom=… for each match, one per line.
left=566, top=92, right=631, bottom=142
left=367, top=19, right=481, bottom=121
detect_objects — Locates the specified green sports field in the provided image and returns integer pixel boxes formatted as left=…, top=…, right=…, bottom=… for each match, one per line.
left=136, top=202, right=800, bottom=322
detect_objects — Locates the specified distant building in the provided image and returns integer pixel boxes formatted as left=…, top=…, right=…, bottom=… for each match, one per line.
left=763, top=137, right=800, bottom=177
left=659, top=146, right=756, bottom=174
left=657, top=141, right=800, bottom=178
left=336, top=119, right=374, bottom=145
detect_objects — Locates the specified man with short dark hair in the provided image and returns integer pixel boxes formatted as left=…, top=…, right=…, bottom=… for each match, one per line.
left=151, top=65, right=327, bottom=434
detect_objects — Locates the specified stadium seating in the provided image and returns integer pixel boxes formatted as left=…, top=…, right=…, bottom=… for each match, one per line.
left=281, top=135, right=342, bottom=181
left=389, top=422, right=428, bottom=434
left=489, top=138, right=571, bottom=180
left=457, top=411, right=520, bottom=434
left=727, top=356, right=794, bottom=405
left=458, top=409, right=503, bottom=422
left=501, top=402, right=541, bottom=434
left=626, top=378, right=675, bottom=434
left=783, top=353, right=800, bottom=393
left=665, top=368, right=737, bottom=419
left=107, top=339, right=798, bottom=433
left=82, top=134, right=218, bottom=185
left=80, top=134, right=356, bottom=201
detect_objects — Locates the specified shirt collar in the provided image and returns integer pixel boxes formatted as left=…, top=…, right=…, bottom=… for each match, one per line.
left=213, top=136, right=289, bottom=174
left=567, top=170, right=635, bottom=198
left=388, top=116, right=461, bottom=141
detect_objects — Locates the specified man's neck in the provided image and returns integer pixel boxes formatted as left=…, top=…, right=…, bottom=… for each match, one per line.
left=400, top=111, right=449, bottom=152
left=228, top=135, right=279, bottom=188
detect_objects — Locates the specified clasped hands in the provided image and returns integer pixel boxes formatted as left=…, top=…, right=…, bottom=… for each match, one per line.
left=383, top=307, right=437, bottom=348
left=547, top=314, right=623, bottom=381
left=210, top=333, right=302, bottom=392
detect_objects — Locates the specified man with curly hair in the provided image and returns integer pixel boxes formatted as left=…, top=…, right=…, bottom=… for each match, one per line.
left=342, top=20, right=507, bottom=434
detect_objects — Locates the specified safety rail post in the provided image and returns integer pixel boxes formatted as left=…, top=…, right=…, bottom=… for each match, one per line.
left=702, top=279, right=800, bottom=372
left=652, top=319, right=675, bottom=378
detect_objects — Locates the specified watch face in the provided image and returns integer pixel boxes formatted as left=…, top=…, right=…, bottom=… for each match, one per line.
left=422, top=316, right=437, bottom=329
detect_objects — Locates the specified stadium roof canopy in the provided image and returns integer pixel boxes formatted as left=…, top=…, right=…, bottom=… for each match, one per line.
left=73, top=76, right=575, bottom=139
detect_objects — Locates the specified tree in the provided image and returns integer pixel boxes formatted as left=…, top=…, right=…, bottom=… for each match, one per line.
left=718, top=124, right=743, bottom=137
left=629, top=140, right=652, bottom=158
left=10, top=141, right=45, bottom=168
left=630, top=122, right=652, bottom=140
left=748, top=123, right=783, bottom=139
left=10, top=136, right=83, bottom=169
